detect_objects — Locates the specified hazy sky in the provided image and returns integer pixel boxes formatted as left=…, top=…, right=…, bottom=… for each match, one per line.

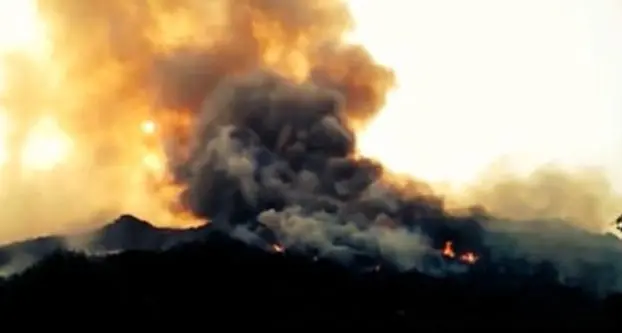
left=348, top=0, right=622, bottom=192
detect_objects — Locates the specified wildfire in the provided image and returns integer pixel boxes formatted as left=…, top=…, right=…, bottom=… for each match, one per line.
left=442, top=241, right=456, bottom=258
left=459, top=252, right=478, bottom=264
left=272, top=244, right=285, bottom=253
left=0, top=0, right=396, bottom=241
left=441, top=241, right=479, bottom=264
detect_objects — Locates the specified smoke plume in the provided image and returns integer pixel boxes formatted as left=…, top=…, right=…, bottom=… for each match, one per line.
left=6, top=0, right=397, bottom=239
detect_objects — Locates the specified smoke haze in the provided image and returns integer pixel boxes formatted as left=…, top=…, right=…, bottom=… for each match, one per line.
left=441, top=163, right=620, bottom=233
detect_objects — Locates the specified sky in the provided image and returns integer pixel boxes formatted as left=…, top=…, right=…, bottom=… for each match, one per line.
left=348, top=0, right=622, bottom=192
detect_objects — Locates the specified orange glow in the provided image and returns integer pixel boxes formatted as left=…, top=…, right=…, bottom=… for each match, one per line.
left=0, top=1, right=210, bottom=237
left=442, top=241, right=456, bottom=258
left=141, top=120, right=156, bottom=135
left=441, top=241, right=479, bottom=264
left=20, top=116, right=72, bottom=171
left=0, top=0, right=398, bottom=242
left=459, top=252, right=479, bottom=264
left=272, top=244, right=285, bottom=253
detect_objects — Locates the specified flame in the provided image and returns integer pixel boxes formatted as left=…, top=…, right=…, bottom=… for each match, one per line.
left=441, top=241, right=479, bottom=264
left=272, top=244, right=285, bottom=253
left=442, top=241, right=456, bottom=258
left=459, top=252, right=478, bottom=264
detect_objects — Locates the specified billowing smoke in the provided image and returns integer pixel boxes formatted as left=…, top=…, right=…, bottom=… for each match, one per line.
left=18, top=0, right=398, bottom=240
left=443, top=163, right=621, bottom=233
left=0, top=0, right=619, bottom=294
left=175, top=71, right=448, bottom=269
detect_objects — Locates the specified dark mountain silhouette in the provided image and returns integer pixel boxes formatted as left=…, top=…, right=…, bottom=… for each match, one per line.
left=0, top=214, right=621, bottom=328
left=0, top=215, right=210, bottom=274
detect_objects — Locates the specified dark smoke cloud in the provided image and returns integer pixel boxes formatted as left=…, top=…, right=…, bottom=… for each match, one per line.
left=177, top=71, right=453, bottom=269
left=25, top=0, right=622, bottom=294
left=9, top=0, right=391, bottom=235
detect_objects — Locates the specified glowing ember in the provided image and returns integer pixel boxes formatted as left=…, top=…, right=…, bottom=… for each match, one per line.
left=460, top=252, right=479, bottom=264
left=441, top=241, right=479, bottom=264
left=442, top=241, right=456, bottom=258
left=272, top=244, right=285, bottom=253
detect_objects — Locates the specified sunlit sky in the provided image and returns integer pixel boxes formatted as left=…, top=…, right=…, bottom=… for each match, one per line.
left=348, top=0, right=622, bottom=192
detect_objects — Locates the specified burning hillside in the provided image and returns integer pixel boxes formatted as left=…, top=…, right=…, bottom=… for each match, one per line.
left=0, top=0, right=620, bottom=299
left=0, top=216, right=621, bottom=328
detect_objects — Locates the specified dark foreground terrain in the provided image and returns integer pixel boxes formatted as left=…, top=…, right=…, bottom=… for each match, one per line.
left=0, top=218, right=621, bottom=329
